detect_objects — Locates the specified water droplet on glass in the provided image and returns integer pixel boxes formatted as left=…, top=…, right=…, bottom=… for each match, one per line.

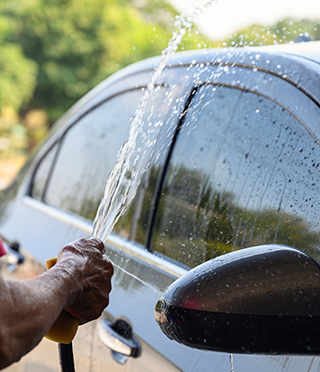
left=92, top=0, right=215, bottom=293
left=229, top=353, right=235, bottom=372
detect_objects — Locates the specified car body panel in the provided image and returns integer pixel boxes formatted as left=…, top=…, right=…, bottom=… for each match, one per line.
left=2, top=42, right=320, bottom=371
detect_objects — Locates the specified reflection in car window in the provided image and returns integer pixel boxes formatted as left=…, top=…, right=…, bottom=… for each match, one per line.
left=119, top=85, right=184, bottom=247
left=30, top=143, right=59, bottom=201
left=152, top=84, right=320, bottom=268
left=43, top=90, right=143, bottom=223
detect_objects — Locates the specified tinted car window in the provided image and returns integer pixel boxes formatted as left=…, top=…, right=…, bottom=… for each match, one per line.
left=30, top=143, right=59, bottom=201
left=117, top=84, right=186, bottom=247
left=43, top=90, right=143, bottom=222
left=152, top=84, right=320, bottom=268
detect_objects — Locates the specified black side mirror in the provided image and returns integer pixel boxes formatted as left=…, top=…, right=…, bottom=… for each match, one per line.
left=155, top=245, right=320, bottom=355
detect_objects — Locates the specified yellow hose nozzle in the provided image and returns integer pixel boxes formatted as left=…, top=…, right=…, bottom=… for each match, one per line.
left=44, top=257, right=80, bottom=344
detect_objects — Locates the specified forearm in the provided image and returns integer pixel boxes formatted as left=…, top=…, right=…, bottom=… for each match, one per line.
left=0, top=264, right=76, bottom=369
left=0, top=237, right=112, bottom=370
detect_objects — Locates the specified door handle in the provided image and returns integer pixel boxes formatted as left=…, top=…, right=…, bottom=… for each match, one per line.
left=97, top=318, right=141, bottom=360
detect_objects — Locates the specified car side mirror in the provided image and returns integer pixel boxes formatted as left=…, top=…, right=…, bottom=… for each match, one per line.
left=155, top=245, right=320, bottom=355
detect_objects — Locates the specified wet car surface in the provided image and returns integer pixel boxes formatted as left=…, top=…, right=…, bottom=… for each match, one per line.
left=1, top=41, right=320, bottom=371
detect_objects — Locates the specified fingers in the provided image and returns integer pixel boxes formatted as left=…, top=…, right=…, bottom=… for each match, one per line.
left=65, top=275, right=112, bottom=323
left=88, top=237, right=105, bottom=253
left=56, top=237, right=113, bottom=323
left=66, top=291, right=110, bottom=323
left=58, top=237, right=105, bottom=261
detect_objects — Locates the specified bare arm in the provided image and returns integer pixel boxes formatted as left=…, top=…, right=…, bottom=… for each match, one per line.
left=0, top=238, right=113, bottom=369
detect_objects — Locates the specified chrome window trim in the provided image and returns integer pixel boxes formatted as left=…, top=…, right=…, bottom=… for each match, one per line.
left=23, top=196, right=92, bottom=234
left=107, top=233, right=187, bottom=278
left=22, top=196, right=187, bottom=278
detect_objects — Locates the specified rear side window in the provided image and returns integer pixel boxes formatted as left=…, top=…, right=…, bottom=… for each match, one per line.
left=152, top=85, right=320, bottom=268
left=39, top=90, right=143, bottom=221
left=30, top=143, right=58, bottom=200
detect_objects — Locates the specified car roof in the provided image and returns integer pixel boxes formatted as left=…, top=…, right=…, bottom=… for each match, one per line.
left=89, top=40, right=320, bottom=100
left=55, top=41, right=320, bottom=133
left=104, top=40, right=320, bottom=77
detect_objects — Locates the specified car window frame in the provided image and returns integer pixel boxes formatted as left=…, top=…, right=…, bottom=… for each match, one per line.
left=20, top=60, right=320, bottom=290
left=29, top=87, right=149, bottom=203
left=146, top=66, right=320, bottom=269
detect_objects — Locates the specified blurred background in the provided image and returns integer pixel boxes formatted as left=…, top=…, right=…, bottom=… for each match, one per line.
left=0, top=0, right=319, bottom=188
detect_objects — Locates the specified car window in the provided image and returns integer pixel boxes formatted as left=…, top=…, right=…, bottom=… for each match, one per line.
left=42, top=90, right=143, bottom=223
left=117, top=84, right=186, bottom=247
left=128, top=165, right=163, bottom=245
left=151, top=84, right=320, bottom=268
left=30, top=142, right=59, bottom=201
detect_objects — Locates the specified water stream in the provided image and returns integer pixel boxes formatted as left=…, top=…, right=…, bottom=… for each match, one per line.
left=91, top=1, right=236, bottom=371
left=92, top=0, right=214, bottom=288
left=91, top=12, right=195, bottom=295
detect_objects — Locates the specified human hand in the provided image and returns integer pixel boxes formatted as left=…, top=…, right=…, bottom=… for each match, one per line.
left=56, top=237, right=113, bottom=324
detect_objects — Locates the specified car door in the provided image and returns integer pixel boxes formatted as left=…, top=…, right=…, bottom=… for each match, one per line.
left=2, top=51, right=320, bottom=372
left=0, top=63, right=189, bottom=371
left=0, top=86, right=150, bottom=372
left=106, top=60, right=320, bottom=372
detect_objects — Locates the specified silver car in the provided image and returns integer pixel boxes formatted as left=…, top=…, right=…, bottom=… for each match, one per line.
left=1, top=41, right=320, bottom=371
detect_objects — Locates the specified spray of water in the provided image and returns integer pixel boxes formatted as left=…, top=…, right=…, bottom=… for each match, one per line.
left=91, top=6, right=205, bottom=296
left=92, top=4, right=239, bottom=371
left=93, top=2, right=237, bottom=370
left=91, top=1, right=218, bottom=293
left=92, top=1, right=215, bottom=242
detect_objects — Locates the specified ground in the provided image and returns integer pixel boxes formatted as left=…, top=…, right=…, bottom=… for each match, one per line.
left=0, top=156, right=26, bottom=189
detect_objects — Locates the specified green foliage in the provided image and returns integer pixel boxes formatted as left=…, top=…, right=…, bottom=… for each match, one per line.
left=222, top=18, right=320, bottom=47
left=0, top=0, right=205, bottom=123
left=0, top=43, right=37, bottom=112
left=0, top=108, right=28, bottom=157
left=0, top=0, right=319, bottom=156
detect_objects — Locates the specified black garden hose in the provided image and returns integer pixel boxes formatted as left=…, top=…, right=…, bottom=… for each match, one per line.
left=59, top=343, right=75, bottom=372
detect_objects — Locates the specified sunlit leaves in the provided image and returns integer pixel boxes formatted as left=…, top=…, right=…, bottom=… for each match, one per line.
left=0, top=43, right=37, bottom=112
left=223, top=18, right=320, bottom=47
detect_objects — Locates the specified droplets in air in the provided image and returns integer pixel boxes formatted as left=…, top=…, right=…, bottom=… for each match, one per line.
left=92, top=0, right=215, bottom=242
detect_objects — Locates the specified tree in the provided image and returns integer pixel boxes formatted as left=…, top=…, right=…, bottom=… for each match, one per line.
left=0, top=0, right=206, bottom=123
left=0, top=43, right=37, bottom=113
left=222, top=18, right=320, bottom=47
left=0, top=41, right=37, bottom=157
